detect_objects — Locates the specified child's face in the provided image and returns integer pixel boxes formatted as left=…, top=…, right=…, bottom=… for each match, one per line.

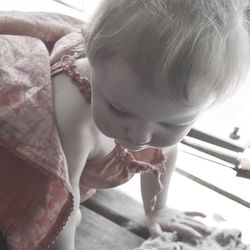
left=90, top=56, right=206, bottom=151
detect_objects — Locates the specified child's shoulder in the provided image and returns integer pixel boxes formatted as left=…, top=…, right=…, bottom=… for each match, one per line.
left=51, top=57, right=95, bottom=154
left=52, top=57, right=92, bottom=125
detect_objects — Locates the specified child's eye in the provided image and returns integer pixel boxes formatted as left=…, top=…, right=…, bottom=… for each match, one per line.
left=158, top=122, right=176, bottom=129
left=158, top=122, right=186, bottom=129
left=107, top=102, right=130, bottom=117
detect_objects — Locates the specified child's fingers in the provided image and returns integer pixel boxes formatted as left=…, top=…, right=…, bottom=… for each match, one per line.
left=183, top=219, right=211, bottom=235
left=165, top=223, right=203, bottom=238
left=185, top=216, right=207, bottom=227
left=184, top=211, right=207, bottom=218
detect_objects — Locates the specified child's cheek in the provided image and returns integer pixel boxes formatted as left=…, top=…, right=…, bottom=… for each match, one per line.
left=165, top=126, right=192, bottom=145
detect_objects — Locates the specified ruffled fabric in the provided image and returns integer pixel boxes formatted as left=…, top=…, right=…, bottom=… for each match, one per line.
left=51, top=54, right=91, bottom=103
left=81, top=139, right=167, bottom=208
left=0, top=11, right=85, bottom=250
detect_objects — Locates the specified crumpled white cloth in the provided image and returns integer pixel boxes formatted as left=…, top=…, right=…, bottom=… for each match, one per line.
left=134, top=228, right=250, bottom=250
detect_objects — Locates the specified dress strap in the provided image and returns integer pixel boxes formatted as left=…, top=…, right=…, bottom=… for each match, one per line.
left=51, top=53, right=92, bottom=103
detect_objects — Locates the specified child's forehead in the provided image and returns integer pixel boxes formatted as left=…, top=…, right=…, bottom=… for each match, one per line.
left=94, top=55, right=209, bottom=102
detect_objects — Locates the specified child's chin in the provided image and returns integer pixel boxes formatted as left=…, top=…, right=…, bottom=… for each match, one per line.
left=117, top=140, right=146, bottom=151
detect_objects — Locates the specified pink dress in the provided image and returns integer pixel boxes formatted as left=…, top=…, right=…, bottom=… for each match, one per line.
left=0, top=11, right=167, bottom=250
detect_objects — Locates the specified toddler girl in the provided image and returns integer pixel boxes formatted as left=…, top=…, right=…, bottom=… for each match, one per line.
left=0, top=0, right=249, bottom=249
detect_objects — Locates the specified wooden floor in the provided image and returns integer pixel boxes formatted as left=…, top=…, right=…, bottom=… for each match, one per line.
left=80, top=172, right=250, bottom=249
left=0, top=185, right=249, bottom=250
left=77, top=190, right=146, bottom=250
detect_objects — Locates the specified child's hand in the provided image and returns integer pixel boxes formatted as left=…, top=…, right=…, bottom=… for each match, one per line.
left=146, top=207, right=211, bottom=239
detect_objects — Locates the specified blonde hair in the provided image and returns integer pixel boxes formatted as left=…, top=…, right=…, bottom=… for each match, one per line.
left=84, top=0, right=250, bottom=106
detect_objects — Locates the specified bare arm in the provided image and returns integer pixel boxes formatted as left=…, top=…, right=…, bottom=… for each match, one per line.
left=51, top=70, right=94, bottom=250
left=140, top=144, right=210, bottom=238
left=140, top=145, right=178, bottom=214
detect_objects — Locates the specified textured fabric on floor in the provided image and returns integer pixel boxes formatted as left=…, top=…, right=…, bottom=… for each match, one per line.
left=134, top=228, right=250, bottom=250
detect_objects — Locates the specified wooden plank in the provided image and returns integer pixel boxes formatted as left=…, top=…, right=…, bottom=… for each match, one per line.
left=186, top=128, right=244, bottom=152
left=82, top=189, right=149, bottom=239
left=177, top=144, right=250, bottom=206
left=76, top=206, right=144, bottom=250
